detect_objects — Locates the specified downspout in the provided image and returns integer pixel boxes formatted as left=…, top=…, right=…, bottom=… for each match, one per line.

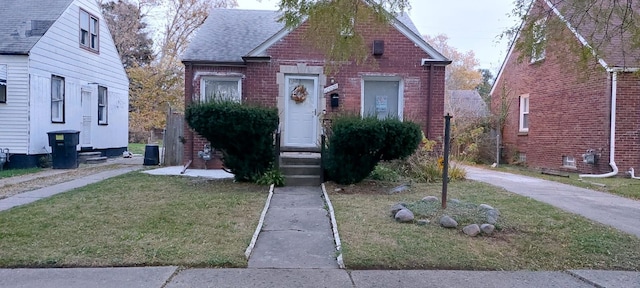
left=579, top=71, right=618, bottom=178
left=426, top=64, right=433, bottom=139
left=187, top=62, right=195, bottom=166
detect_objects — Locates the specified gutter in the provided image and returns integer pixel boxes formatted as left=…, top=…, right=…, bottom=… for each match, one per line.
left=579, top=71, right=618, bottom=178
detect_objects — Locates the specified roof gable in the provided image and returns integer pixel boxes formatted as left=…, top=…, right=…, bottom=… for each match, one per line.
left=0, top=0, right=74, bottom=54
left=182, top=8, right=449, bottom=63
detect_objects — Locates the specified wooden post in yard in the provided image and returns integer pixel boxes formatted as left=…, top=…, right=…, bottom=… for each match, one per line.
left=442, top=113, right=453, bottom=209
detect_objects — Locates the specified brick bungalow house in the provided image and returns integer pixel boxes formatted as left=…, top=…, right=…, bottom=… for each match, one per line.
left=491, top=0, right=640, bottom=177
left=181, top=8, right=450, bottom=169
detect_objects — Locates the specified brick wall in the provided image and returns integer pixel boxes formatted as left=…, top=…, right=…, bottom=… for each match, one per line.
left=183, top=19, right=447, bottom=169
left=491, top=21, right=640, bottom=174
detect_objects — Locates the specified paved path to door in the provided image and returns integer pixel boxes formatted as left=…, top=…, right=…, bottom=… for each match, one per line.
left=464, top=165, right=640, bottom=238
left=248, top=186, right=338, bottom=268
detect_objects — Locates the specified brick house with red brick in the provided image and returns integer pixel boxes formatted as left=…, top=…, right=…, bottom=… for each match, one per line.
left=181, top=8, right=450, bottom=169
left=491, top=0, right=640, bottom=177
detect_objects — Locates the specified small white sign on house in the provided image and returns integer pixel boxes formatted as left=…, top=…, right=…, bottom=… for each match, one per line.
left=323, top=83, right=338, bottom=94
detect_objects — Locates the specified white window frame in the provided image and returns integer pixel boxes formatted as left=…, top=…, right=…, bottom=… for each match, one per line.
left=98, top=85, right=108, bottom=125
left=562, top=155, right=576, bottom=168
left=80, top=9, right=99, bottom=52
left=530, top=17, right=547, bottom=63
left=0, top=64, right=6, bottom=103
left=519, top=94, right=529, bottom=133
left=361, top=76, right=404, bottom=120
left=51, top=75, right=65, bottom=123
left=200, top=77, right=242, bottom=102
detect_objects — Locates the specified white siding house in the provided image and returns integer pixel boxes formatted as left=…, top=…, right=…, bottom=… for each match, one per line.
left=0, top=0, right=129, bottom=168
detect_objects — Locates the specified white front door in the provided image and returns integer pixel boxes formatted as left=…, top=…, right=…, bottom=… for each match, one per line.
left=284, top=75, right=318, bottom=147
left=81, top=90, right=92, bottom=147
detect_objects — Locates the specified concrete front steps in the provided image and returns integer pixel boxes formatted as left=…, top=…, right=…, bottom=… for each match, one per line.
left=78, top=152, right=107, bottom=164
left=280, top=152, right=322, bottom=186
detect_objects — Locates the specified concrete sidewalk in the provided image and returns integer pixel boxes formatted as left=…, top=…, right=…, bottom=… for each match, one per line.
left=247, top=186, right=338, bottom=269
left=464, top=165, right=640, bottom=238
left=1, top=267, right=638, bottom=288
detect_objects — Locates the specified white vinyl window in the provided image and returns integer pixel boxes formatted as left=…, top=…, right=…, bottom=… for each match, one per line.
left=0, top=64, right=6, bottom=103
left=51, top=76, right=65, bottom=123
left=98, top=86, right=108, bottom=125
left=362, top=78, right=403, bottom=120
left=80, top=9, right=99, bottom=52
left=531, top=17, right=547, bottom=63
left=200, top=77, right=242, bottom=102
left=519, top=94, right=529, bottom=132
left=563, top=155, right=576, bottom=168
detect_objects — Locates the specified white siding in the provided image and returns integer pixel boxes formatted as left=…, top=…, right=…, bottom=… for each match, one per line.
left=28, top=0, right=128, bottom=154
left=0, top=55, right=30, bottom=154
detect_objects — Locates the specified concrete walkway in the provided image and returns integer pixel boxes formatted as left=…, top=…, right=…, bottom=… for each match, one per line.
left=464, top=165, right=640, bottom=238
left=248, top=186, right=338, bottom=269
left=1, top=267, right=638, bottom=287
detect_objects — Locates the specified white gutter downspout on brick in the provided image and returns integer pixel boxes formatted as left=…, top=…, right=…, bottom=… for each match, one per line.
left=579, top=71, right=619, bottom=178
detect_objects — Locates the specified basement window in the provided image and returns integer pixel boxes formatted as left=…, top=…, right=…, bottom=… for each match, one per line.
left=562, top=155, right=576, bottom=168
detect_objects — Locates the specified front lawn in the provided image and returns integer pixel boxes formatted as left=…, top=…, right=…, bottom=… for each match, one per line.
left=0, top=167, right=43, bottom=179
left=492, top=164, right=640, bottom=200
left=0, top=172, right=268, bottom=268
left=328, top=180, right=640, bottom=271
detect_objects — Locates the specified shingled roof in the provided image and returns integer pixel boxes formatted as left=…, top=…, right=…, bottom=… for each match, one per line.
left=0, top=0, right=74, bottom=54
left=182, top=8, right=446, bottom=63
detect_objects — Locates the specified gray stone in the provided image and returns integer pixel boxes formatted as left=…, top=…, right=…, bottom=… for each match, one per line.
left=421, top=196, right=439, bottom=202
left=479, top=204, right=494, bottom=210
left=416, top=219, right=430, bottom=226
left=486, top=208, right=501, bottom=217
left=463, top=224, right=481, bottom=236
left=395, top=209, right=414, bottom=223
left=487, top=215, right=498, bottom=225
left=481, top=224, right=495, bottom=235
left=486, top=209, right=500, bottom=224
left=439, top=215, right=458, bottom=228
left=390, top=203, right=407, bottom=217
left=388, top=184, right=410, bottom=194
left=449, top=199, right=461, bottom=204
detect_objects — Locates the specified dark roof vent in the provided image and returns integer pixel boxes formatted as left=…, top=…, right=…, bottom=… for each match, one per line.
left=373, top=40, right=384, bottom=56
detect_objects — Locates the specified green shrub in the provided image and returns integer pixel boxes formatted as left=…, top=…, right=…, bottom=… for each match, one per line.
left=256, top=169, right=285, bottom=187
left=324, top=115, right=421, bottom=184
left=185, top=100, right=279, bottom=182
left=369, top=163, right=402, bottom=182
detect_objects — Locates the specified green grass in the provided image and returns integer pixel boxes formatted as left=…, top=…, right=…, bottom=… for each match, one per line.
left=328, top=180, right=640, bottom=271
left=0, top=167, right=43, bottom=179
left=0, top=172, right=268, bottom=268
left=127, top=143, right=147, bottom=155
left=493, top=164, right=640, bottom=200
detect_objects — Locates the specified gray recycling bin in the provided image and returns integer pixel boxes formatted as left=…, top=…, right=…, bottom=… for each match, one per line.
left=47, top=130, right=80, bottom=169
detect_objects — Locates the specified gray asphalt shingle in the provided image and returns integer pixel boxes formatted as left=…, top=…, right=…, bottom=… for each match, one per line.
left=0, top=0, right=74, bottom=54
left=182, top=9, right=430, bottom=63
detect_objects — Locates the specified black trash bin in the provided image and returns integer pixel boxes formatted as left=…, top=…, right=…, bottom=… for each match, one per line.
left=143, top=144, right=159, bottom=166
left=47, top=130, right=80, bottom=169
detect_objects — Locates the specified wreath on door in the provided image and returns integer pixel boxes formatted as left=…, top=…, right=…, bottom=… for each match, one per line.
left=291, top=85, right=308, bottom=104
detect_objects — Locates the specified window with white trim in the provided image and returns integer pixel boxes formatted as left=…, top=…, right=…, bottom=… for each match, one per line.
left=0, top=64, right=6, bottom=103
left=519, top=94, right=529, bottom=132
left=562, top=155, right=576, bottom=168
left=51, top=76, right=65, bottom=123
left=98, top=86, right=108, bottom=125
left=362, top=79, right=402, bottom=120
left=530, top=17, right=547, bottom=63
left=200, top=77, right=242, bottom=102
left=80, top=9, right=99, bottom=52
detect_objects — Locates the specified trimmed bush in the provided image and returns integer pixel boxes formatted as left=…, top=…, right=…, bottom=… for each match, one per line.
left=324, top=115, right=421, bottom=184
left=185, top=100, right=279, bottom=182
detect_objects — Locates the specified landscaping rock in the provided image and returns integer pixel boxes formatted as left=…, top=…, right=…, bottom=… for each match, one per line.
left=487, top=215, right=498, bottom=225
left=479, top=204, right=494, bottom=210
left=417, top=219, right=430, bottom=226
left=421, top=196, right=439, bottom=202
left=463, top=224, right=481, bottom=236
left=487, top=208, right=501, bottom=217
left=388, top=184, right=410, bottom=194
left=390, top=203, right=407, bottom=217
left=439, top=215, right=458, bottom=228
left=481, top=224, right=495, bottom=235
left=486, top=209, right=500, bottom=225
left=449, top=199, right=461, bottom=204
left=395, top=209, right=414, bottom=223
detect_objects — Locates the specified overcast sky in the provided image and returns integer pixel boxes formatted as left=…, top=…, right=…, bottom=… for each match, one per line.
left=234, top=0, right=519, bottom=73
